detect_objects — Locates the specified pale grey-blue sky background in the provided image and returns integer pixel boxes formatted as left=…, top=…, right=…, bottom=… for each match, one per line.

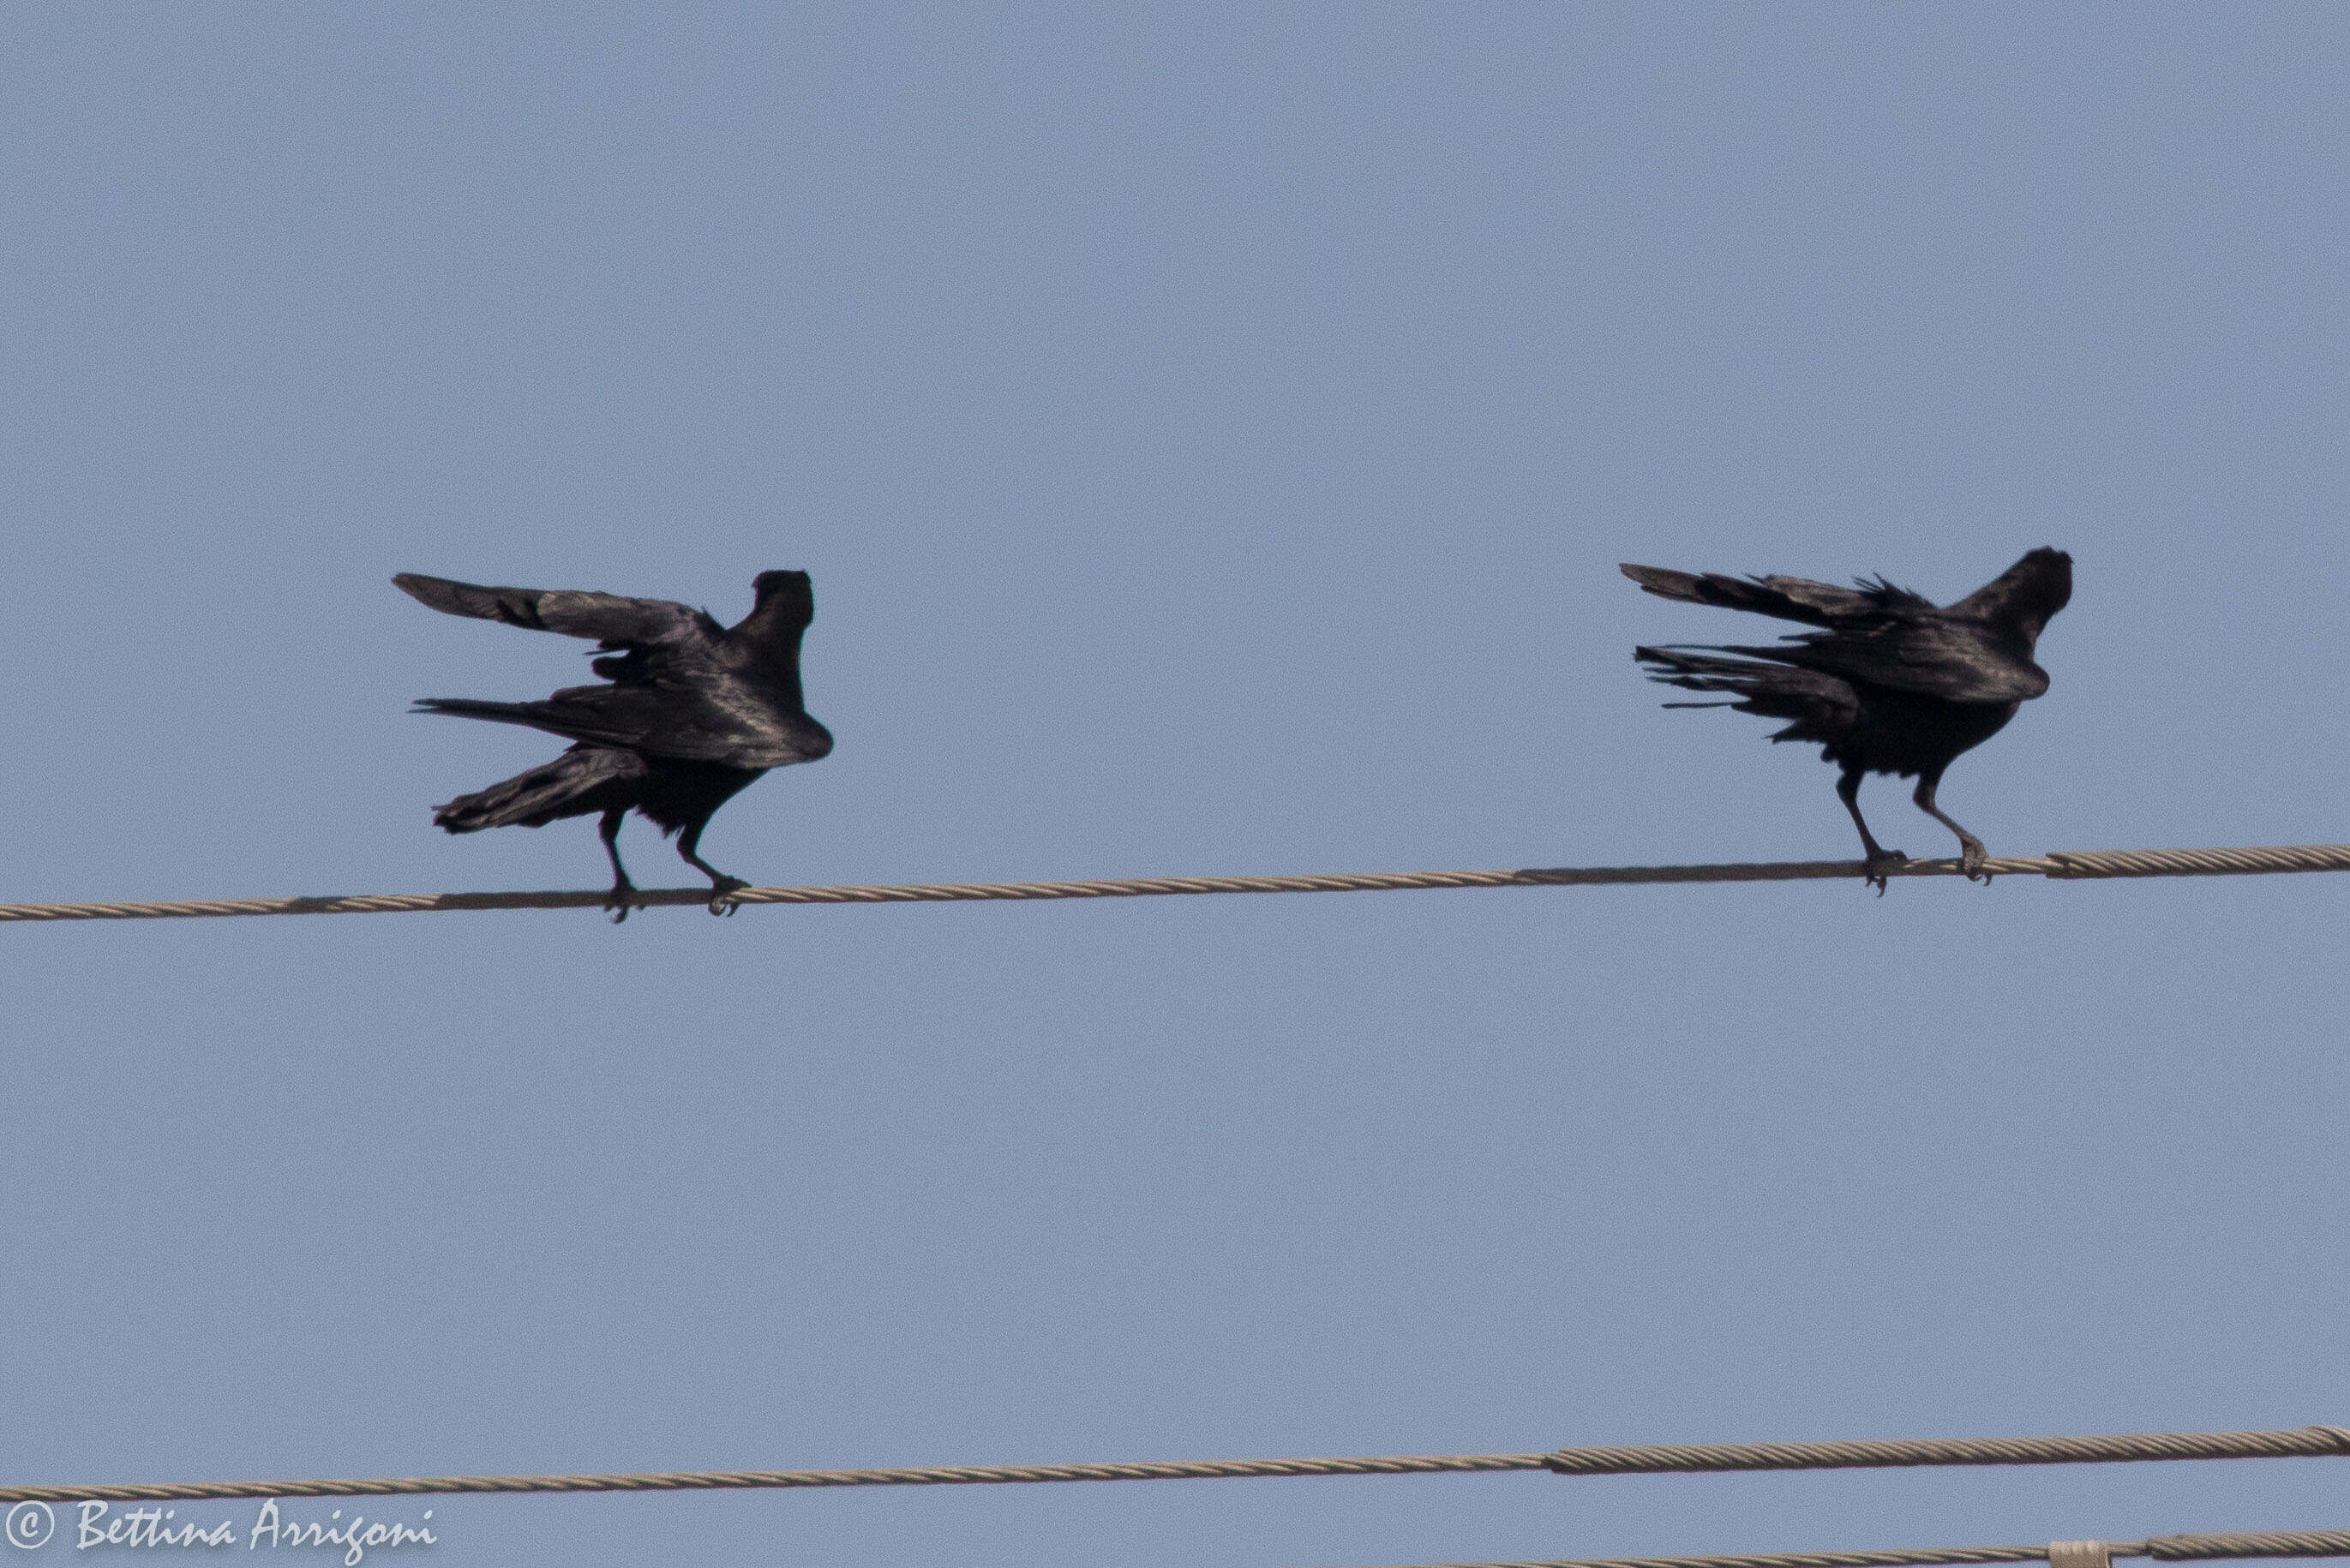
left=5, top=4, right=2349, bottom=1565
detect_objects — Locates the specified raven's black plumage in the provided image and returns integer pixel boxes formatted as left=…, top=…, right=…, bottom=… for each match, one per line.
left=395, top=569, right=833, bottom=919
left=1622, top=548, right=2071, bottom=888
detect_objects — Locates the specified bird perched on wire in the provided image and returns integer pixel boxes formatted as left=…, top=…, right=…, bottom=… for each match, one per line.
left=1622, top=548, right=2071, bottom=890
left=394, top=569, right=833, bottom=921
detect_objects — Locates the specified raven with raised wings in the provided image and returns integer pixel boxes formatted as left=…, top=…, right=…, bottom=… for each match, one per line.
left=1622, top=548, right=2071, bottom=889
left=395, top=570, right=833, bottom=920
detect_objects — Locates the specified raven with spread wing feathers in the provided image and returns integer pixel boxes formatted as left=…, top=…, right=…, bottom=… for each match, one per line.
left=1622, top=549, right=2071, bottom=889
left=394, top=570, right=833, bottom=920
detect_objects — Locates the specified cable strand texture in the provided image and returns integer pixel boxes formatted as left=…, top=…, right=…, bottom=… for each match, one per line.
left=1356, top=1529, right=2350, bottom=1568
left=4, top=846, right=2348, bottom=924
left=1540, top=1426, right=2350, bottom=1475
left=4, top=1424, right=2345, bottom=1506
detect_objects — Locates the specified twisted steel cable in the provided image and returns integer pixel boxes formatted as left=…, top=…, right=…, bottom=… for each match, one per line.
left=0, top=1454, right=1547, bottom=1505
left=1359, top=1529, right=2350, bottom=1568
left=1402, top=1549, right=2053, bottom=1568
left=2, top=844, right=2347, bottom=924
left=3, top=1424, right=2345, bottom=1506
left=2149, top=1535, right=2350, bottom=1561
left=1538, top=1426, right=2350, bottom=1475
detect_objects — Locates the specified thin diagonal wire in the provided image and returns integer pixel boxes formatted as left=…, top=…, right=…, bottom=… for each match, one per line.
left=1385, top=1547, right=2055, bottom=1568
left=3, top=844, right=2348, bottom=924
left=1350, top=1529, right=2350, bottom=1568
left=4, top=1425, right=2345, bottom=1506
left=0, top=1453, right=1549, bottom=1505
left=1538, top=1426, right=2350, bottom=1474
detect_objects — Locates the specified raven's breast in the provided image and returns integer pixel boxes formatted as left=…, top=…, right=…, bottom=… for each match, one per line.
left=1834, top=694, right=2017, bottom=777
left=632, top=757, right=768, bottom=834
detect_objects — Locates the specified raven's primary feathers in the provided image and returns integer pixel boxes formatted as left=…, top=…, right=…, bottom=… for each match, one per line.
left=396, top=569, right=833, bottom=920
left=1622, top=548, right=2071, bottom=889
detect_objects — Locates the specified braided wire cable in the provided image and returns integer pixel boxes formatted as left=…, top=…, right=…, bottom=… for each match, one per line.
left=2149, top=1535, right=2350, bottom=1561
left=1400, top=1548, right=2053, bottom=1568
left=4, top=1425, right=2346, bottom=1506
left=0, top=1453, right=1546, bottom=1505
left=3, top=844, right=2347, bottom=924
left=1539, top=1426, right=2350, bottom=1475
left=1347, top=1529, right=2350, bottom=1568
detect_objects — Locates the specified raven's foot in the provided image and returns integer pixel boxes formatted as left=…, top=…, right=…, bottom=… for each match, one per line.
left=1862, top=849, right=1909, bottom=895
left=1959, top=837, right=1992, bottom=884
left=706, top=876, right=750, bottom=917
left=605, top=883, right=638, bottom=925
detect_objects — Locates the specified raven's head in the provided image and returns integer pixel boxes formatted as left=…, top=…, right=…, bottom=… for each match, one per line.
left=1954, top=548, right=2071, bottom=646
left=748, top=569, right=816, bottom=628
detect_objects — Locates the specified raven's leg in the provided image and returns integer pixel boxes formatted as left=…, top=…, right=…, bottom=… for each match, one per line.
left=1913, top=771, right=1991, bottom=883
left=598, top=809, right=638, bottom=924
left=675, top=818, right=749, bottom=916
left=1836, top=765, right=1908, bottom=895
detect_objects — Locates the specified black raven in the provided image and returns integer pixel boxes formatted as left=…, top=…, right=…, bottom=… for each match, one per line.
left=394, top=570, right=833, bottom=920
left=1622, top=548, right=2071, bottom=889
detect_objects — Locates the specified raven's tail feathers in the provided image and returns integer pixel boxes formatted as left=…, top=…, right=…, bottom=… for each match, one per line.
left=412, top=697, right=549, bottom=727
left=432, top=747, right=647, bottom=833
left=1634, top=645, right=1857, bottom=743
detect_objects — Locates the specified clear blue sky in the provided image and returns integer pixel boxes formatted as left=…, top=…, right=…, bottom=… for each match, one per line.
left=6, top=5, right=2349, bottom=1566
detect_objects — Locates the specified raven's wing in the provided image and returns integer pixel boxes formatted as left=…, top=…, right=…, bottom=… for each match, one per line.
left=417, top=681, right=831, bottom=770
left=393, top=574, right=716, bottom=646
left=1621, top=564, right=1924, bottom=626
left=1740, top=619, right=2051, bottom=704
left=537, top=681, right=834, bottom=769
